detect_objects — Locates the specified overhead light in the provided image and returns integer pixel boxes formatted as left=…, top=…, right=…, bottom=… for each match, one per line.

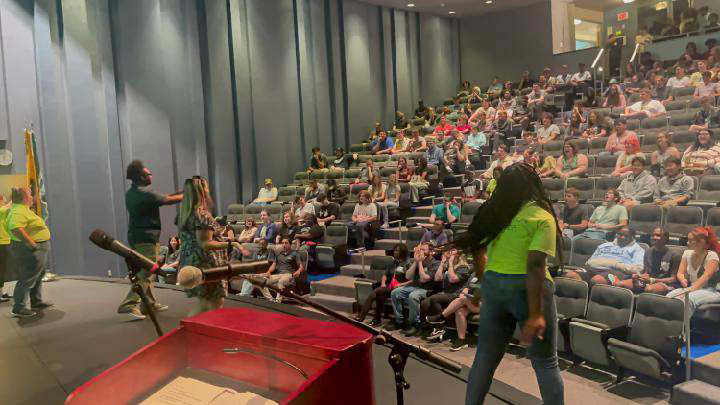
left=623, top=0, right=635, bottom=3
left=449, top=11, right=456, bottom=15
left=574, top=18, right=582, bottom=25
left=407, top=3, right=414, bottom=7
left=485, top=0, right=493, bottom=4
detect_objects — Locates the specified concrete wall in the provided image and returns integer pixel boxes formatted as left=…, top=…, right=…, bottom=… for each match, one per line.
left=0, top=0, right=459, bottom=277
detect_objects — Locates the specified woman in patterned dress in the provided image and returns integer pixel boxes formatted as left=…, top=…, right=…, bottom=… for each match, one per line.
left=177, top=177, right=240, bottom=316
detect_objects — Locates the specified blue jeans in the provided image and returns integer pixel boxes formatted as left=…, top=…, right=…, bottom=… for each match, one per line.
left=238, top=279, right=255, bottom=296
left=667, top=287, right=720, bottom=314
left=391, top=285, right=427, bottom=326
left=466, top=272, right=564, bottom=405
left=11, top=241, right=50, bottom=312
left=572, top=229, right=607, bottom=242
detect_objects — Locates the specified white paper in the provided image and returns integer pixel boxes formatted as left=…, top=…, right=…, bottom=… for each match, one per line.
left=141, top=376, right=277, bottom=405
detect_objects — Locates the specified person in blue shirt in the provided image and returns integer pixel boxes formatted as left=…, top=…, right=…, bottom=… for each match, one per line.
left=372, top=131, right=395, bottom=155
left=253, top=210, right=278, bottom=243
left=568, top=226, right=645, bottom=286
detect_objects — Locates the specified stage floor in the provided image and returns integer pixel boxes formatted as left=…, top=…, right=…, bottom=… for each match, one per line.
left=1, top=278, right=530, bottom=405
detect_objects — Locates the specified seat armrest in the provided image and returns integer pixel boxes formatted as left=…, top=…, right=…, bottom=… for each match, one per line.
left=602, top=325, right=629, bottom=343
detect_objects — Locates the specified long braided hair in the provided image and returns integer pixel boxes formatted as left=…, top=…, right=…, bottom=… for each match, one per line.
left=450, top=162, right=563, bottom=264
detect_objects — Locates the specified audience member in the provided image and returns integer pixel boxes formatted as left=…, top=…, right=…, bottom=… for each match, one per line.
left=554, top=140, right=588, bottom=179
left=689, top=96, right=720, bottom=132
left=654, top=157, right=694, bottom=207
left=253, top=210, right=278, bottom=243
left=380, top=175, right=401, bottom=228
left=612, top=135, right=645, bottom=176
left=482, top=144, right=513, bottom=179
left=618, top=227, right=680, bottom=295
left=650, top=132, right=682, bottom=176
left=237, top=238, right=273, bottom=296
left=304, top=179, right=326, bottom=202
left=258, top=237, right=304, bottom=303
left=373, top=131, right=395, bottom=155
left=618, top=156, right=657, bottom=210
left=666, top=227, right=720, bottom=314
left=603, top=84, right=627, bottom=108
left=569, top=227, right=644, bottom=286
left=527, top=83, right=545, bottom=120
left=421, top=220, right=449, bottom=247
left=252, top=178, right=278, bottom=205
left=293, top=195, right=315, bottom=217
left=620, top=88, right=667, bottom=120
left=393, top=111, right=410, bottom=131
left=433, top=116, right=455, bottom=138
left=445, top=138, right=471, bottom=173
left=392, top=130, right=410, bottom=154
left=558, top=188, right=588, bottom=237
left=426, top=285, right=480, bottom=351
left=349, top=190, right=378, bottom=248
left=604, top=118, right=638, bottom=155
left=574, top=189, right=628, bottom=241
left=277, top=211, right=300, bottom=244
left=582, top=111, right=607, bottom=138
left=536, top=113, right=560, bottom=144
left=351, top=159, right=378, bottom=192
left=682, top=128, right=720, bottom=174
left=330, top=147, right=354, bottom=170
left=388, top=243, right=440, bottom=334
left=667, top=67, right=692, bottom=89
left=469, top=99, right=496, bottom=126
left=355, top=244, right=409, bottom=325
left=408, top=156, right=430, bottom=203
left=414, top=100, right=428, bottom=118
left=293, top=212, right=323, bottom=249
left=428, top=197, right=460, bottom=226
left=368, top=175, right=386, bottom=204
left=237, top=217, right=257, bottom=243
left=325, top=179, right=347, bottom=205
left=407, top=128, right=427, bottom=152
left=316, top=193, right=340, bottom=227
left=466, top=126, right=487, bottom=167
left=308, top=147, right=330, bottom=172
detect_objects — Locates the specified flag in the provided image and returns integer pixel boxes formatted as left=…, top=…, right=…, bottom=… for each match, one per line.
left=24, top=128, right=44, bottom=217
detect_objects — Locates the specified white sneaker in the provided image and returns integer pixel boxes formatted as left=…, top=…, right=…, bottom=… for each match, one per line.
left=126, top=307, right=146, bottom=320
left=152, top=303, right=169, bottom=312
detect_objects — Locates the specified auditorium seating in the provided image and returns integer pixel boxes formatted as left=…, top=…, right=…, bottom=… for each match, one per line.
left=554, top=277, right=589, bottom=353
left=316, top=224, right=349, bottom=272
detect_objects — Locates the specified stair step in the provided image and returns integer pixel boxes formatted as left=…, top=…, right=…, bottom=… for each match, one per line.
left=339, top=264, right=385, bottom=281
left=307, top=293, right=355, bottom=313
left=374, top=239, right=402, bottom=251
left=311, top=275, right=357, bottom=298
left=350, top=250, right=387, bottom=264
left=672, top=379, right=720, bottom=405
left=693, top=351, right=720, bottom=387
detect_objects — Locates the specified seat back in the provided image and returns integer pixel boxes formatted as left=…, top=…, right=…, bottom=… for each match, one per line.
left=665, top=206, right=703, bottom=237
left=542, top=141, right=564, bottom=157
left=277, top=187, right=296, bottom=203
left=627, top=293, right=684, bottom=357
left=570, top=237, right=605, bottom=268
left=459, top=201, right=482, bottom=224
left=344, top=168, right=361, bottom=180
left=309, top=170, right=326, bottom=181
left=244, top=204, right=263, bottom=221
left=629, top=204, right=663, bottom=236
left=226, top=204, right=245, bottom=223
left=697, top=175, right=720, bottom=201
left=671, top=131, right=695, bottom=151
left=340, top=203, right=356, bottom=221
left=542, top=178, right=565, bottom=202
left=594, top=154, right=618, bottom=176
left=640, top=132, right=659, bottom=153
left=592, top=176, right=622, bottom=200
left=706, top=207, right=720, bottom=235
left=323, top=224, right=348, bottom=246
left=589, top=137, right=608, bottom=155
left=671, top=86, right=695, bottom=98
left=641, top=116, right=667, bottom=130
left=406, top=227, right=426, bottom=251
left=566, top=178, right=594, bottom=201
left=326, top=170, right=345, bottom=181
left=370, top=255, right=397, bottom=274
left=380, top=167, right=396, bottom=178
left=569, top=138, right=589, bottom=155
left=294, top=171, right=309, bottom=184
left=554, top=277, right=589, bottom=319
left=586, top=284, right=634, bottom=328
left=265, top=205, right=283, bottom=222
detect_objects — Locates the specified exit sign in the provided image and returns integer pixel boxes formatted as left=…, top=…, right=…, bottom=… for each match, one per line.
left=617, top=11, right=629, bottom=21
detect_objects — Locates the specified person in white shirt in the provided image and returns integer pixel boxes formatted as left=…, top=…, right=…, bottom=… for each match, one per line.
left=469, top=99, right=496, bottom=127
left=569, top=63, right=592, bottom=85
left=555, top=64, right=571, bottom=86
left=694, top=71, right=720, bottom=99
left=252, top=179, right=278, bottom=205
left=536, top=113, right=560, bottom=144
left=666, top=67, right=692, bottom=89
left=621, top=88, right=667, bottom=120
left=666, top=226, right=720, bottom=314
left=527, top=83, right=545, bottom=121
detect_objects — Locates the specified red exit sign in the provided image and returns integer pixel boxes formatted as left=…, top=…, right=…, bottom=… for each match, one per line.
left=617, top=11, right=629, bottom=21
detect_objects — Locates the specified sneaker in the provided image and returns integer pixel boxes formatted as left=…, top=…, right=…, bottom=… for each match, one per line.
left=31, top=302, right=53, bottom=310
left=369, top=319, right=382, bottom=327
left=426, top=329, right=446, bottom=343
left=0, top=296, right=8, bottom=303
left=402, top=326, right=418, bottom=337
left=152, top=303, right=169, bottom=312
left=12, top=308, right=38, bottom=318
left=426, top=314, right=445, bottom=325
left=42, top=273, right=59, bottom=282
left=1, top=293, right=10, bottom=299
left=126, top=307, right=146, bottom=320
left=450, top=338, right=468, bottom=352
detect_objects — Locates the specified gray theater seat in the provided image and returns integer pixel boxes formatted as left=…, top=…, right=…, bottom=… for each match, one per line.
left=316, top=224, right=349, bottom=272
left=542, top=178, right=565, bottom=202
left=566, top=178, right=594, bottom=201
left=665, top=206, right=703, bottom=239
left=569, top=284, right=634, bottom=367
left=405, top=227, right=426, bottom=252
left=554, top=277, right=589, bottom=353
left=629, top=204, right=663, bottom=237
left=451, top=201, right=482, bottom=233
left=607, top=293, right=684, bottom=383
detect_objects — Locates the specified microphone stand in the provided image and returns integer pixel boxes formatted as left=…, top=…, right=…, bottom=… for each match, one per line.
left=126, top=258, right=163, bottom=337
left=238, top=275, right=462, bottom=405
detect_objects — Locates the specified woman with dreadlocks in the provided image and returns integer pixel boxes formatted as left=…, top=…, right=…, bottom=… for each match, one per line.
left=454, top=162, right=565, bottom=405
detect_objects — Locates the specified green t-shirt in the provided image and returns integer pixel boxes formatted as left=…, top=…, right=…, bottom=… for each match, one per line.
left=485, top=202, right=557, bottom=280
left=432, top=203, right=461, bottom=223
left=589, top=204, right=628, bottom=230
left=126, top=184, right=165, bottom=245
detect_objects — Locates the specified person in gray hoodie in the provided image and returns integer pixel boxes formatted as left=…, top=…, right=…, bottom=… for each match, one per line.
left=618, top=156, right=657, bottom=210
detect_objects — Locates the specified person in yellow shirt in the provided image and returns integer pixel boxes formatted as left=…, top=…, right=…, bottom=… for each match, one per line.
left=0, top=195, right=10, bottom=303
left=451, top=162, right=565, bottom=405
left=8, top=187, right=52, bottom=318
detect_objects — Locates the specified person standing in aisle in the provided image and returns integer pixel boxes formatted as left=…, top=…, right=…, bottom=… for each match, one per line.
left=0, top=195, right=11, bottom=303
left=117, top=160, right=182, bottom=320
left=453, top=162, right=565, bottom=405
left=8, top=187, right=52, bottom=318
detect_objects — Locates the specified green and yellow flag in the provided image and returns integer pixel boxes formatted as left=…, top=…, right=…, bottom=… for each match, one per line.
left=24, top=128, right=43, bottom=217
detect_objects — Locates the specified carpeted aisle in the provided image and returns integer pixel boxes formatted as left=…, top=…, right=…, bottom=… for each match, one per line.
left=0, top=278, right=529, bottom=405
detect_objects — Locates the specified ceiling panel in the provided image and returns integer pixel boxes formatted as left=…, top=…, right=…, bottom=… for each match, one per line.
left=359, top=0, right=547, bottom=17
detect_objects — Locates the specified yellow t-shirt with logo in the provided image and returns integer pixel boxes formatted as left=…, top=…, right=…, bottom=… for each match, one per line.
left=0, top=205, right=10, bottom=245
left=485, top=202, right=557, bottom=280
left=8, top=204, right=51, bottom=243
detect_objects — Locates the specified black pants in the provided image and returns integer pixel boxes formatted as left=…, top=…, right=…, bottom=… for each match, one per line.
left=419, top=292, right=456, bottom=324
left=358, top=286, right=391, bottom=322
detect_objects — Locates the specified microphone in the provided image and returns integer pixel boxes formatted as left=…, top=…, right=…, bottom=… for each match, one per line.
left=89, top=229, right=159, bottom=274
left=177, top=261, right=272, bottom=289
